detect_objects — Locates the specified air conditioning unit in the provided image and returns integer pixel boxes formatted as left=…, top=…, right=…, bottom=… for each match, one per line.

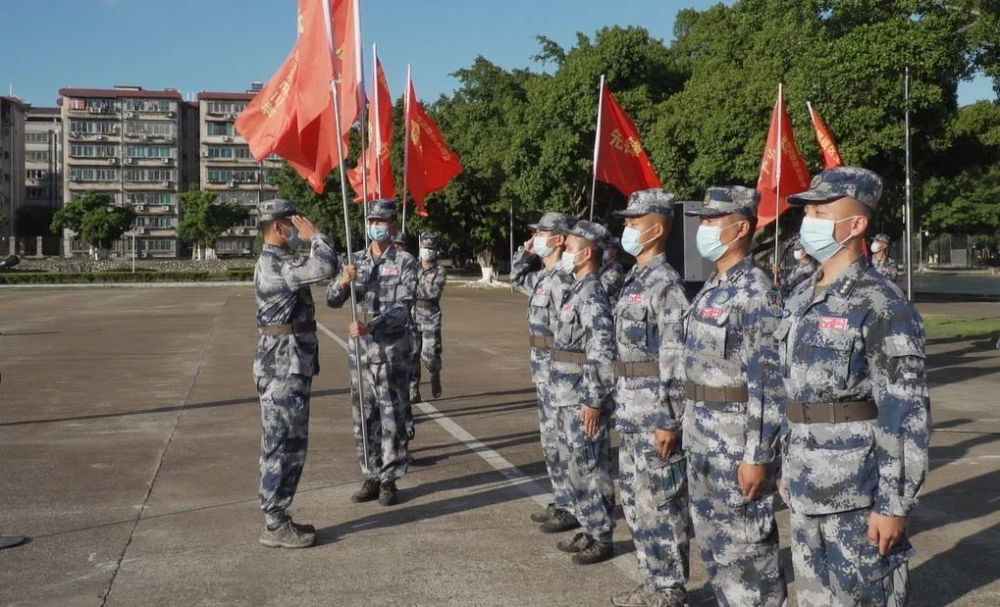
left=200, top=150, right=209, bottom=158
left=108, top=158, right=118, bottom=165
left=224, top=113, right=233, bottom=119
left=97, top=135, right=107, bottom=141
left=137, top=204, right=146, bottom=212
left=223, top=136, right=234, bottom=142
left=125, top=112, right=135, bottom=118
left=160, top=205, right=171, bottom=212
left=161, top=158, right=170, bottom=165
left=138, top=227, right=148, bottom=235
left=161, top=181, right=171, bottom=187
left=128, top=158, right=137, bottom=165
left=167, top=111, right=176, bottom=118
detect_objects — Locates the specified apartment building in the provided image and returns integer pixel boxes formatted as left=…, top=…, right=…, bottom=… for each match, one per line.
left=197, top=88, right=279, bottom=257
left=1, top=96, right=27, bottom=255
left=24, top=106, right=63, bottom=210
left=59, top=86, right=185, bottom=258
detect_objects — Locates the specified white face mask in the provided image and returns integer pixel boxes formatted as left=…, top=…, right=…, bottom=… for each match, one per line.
left=419, top=248, right=437, bottom=261
left=533, top=235, right=555, bottom=258
left=871, top=242, right=885, bottom=253
left=559, top=250, right=581, bottom=273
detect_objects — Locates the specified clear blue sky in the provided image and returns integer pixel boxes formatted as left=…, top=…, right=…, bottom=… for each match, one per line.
left=2, top=0, right=994, bottom=108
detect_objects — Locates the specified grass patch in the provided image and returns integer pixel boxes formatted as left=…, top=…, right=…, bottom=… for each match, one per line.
left=923, top=314, right=1000, bottom=341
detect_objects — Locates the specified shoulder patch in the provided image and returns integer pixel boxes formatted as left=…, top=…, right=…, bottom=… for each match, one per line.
left=711, top=289, right=732, bottom=306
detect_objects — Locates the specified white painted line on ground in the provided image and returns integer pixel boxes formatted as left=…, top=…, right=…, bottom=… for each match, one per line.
left=316, top=320, right=639, bottom=579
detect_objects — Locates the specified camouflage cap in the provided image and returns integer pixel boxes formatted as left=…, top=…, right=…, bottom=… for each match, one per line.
left=684, top=186, right=760, bottom=218
left=787, top=166, right=883, bottom=208
left=419, top=232, right=439, bottom=249
left=366, top=199, right=398, bottom=220
left=257, top=198, right=298, bottom=222
left=566, top=220, right=613, bottom=251
left=614, top=189, right=676, bottom=218
left=528, top=212, right=577, bottom=233
left=873, top=233, right=891, bottom=243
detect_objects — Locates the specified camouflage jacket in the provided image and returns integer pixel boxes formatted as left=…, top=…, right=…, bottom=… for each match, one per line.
left=550, top=273, right=616, bottom=410
left=613, top=253, right=689, bottom=433
left=512, top=247, right=574, bottom=340
left=414, top=262, right=447, bottom=328
left=683, top=255, right=784, bottom=463
left=781, top=258, right=817, bottom=297
left=253, top=236, right=338, bottom=378
left=777, top=258, right=930, bottom=517
left=325, top=244, right=417, bottom=361
left=873, top=255, right=899, bottom=281
left=599, top=260, right=625, bottom=302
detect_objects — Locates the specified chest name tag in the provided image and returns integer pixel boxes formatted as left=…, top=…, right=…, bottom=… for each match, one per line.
left=819, top=316, right=849, bottom=331
left=628, top=293, right=644, bottom=303
left=700, top=307, right=723, bottom=319
left=561, top=304, right=575, bottom=314
left=382, top=267, right=400, bottom=277
left=537, top=287, right=549, bottom=297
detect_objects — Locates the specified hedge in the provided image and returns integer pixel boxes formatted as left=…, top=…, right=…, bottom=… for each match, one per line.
left=0, top=270, right=253, bottom=285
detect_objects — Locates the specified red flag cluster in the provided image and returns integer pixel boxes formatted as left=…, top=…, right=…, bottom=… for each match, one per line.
left=236, top=0, right=462, bottom=216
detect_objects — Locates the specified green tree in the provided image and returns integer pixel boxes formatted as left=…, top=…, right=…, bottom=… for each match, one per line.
left=177, top=188, right=250, bottom=260
left=50, top=193, right=135, bottom=259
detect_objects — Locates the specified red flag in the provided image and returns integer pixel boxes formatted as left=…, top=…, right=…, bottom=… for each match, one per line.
left=807, top=102, right=844, bottom=169
left=348, top=55, right=395, bottom=201
left=594, top=81, right=662, bottom=195
left=405, top=79, right=461, bottom=217
left=331, top=0, right=362, bottom=148
left=756, top=87, right=811, bottom=230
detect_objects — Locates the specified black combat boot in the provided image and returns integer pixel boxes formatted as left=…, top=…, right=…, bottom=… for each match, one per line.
left=539, top=508, right=580, bottom=533
left=378, top=481, right=398, bottom=506
left=571, top=535, right=613, bottom=565
left=530, top=503, right=556, bottom=523
left=430, top=372, right=442, bottom=398
left=350, top=478, right=380, bottom=503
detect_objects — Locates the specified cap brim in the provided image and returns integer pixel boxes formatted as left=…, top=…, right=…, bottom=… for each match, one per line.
left=614, top=206, right=672, bottom=217
left=786, top=190, right=841, bottom=206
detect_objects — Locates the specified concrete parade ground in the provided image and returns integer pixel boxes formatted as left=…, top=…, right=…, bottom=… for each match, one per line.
left=0, top=286, right=998, bottom=606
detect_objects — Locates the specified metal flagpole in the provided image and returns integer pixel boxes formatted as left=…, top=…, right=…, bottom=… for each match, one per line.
left=509, top=201, right=514, bottom=293
left=401, top=64, right=412, bottom=234
left=589, top=75, right=605, bottom=222
left=773, top=83, right=783, bottom=282
left=355, top=0, right=370, bottom=249
left=372, top=43, right=383, bottom=198
left=322, top=0, right=369, bottom=472
left=904, top=67, right=914, bottom=299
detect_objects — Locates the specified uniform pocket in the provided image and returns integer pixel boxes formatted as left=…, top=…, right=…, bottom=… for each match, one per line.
left=617, top=304, right=648, bottom=350
left=690, top=316, right=729, bottom=359
left=786, top=422, right=877, bottom=515
left=801, top=331, right=853, bottom=390
left=644, top=451, right=687, bottom=509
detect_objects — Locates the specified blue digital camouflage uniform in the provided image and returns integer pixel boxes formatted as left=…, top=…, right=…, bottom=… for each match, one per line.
left=253, top=201, right=338, bottom=528
left=779, top=168, right=930, bottom=607
left=872, top=235, right=899, bottom=282
left=680, top=187, right=787, bottom=606
left=549, top=222, right=616, bottom=545
left=326, top=242, right=417, bottom=483
left=781, top=253, right=818, bottom=298
left=512, top=212, right=578, bottom=515
left=612, top=190, right=692, bottom=603
left=409, top=233, right=447, bottom=397
left=600, top=258, right=625, bottom=302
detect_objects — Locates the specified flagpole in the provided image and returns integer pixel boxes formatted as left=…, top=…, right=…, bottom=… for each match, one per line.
left=401, top=64, right=412, bottom=234
left=589, top=74, right=605, bottom=222
left=322, top=0, right=369, bottom=473
left=357, top=1, right=370, bottom=248
left=509, top=201, right=514, bottom=293
left=904, top=66, right=914, bottom=299
left=773, top=83, right=783, bottom=282
left=373, top=43, right=383, bottom=197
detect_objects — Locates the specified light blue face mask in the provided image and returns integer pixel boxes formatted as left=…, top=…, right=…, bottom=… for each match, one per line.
left=799, top=215, right=858, bottom=262
left=368, top=223, right=391, bottom=243
left=621, top=225, right=656, bottom=257
left=696, top=221, right=744, bottom=262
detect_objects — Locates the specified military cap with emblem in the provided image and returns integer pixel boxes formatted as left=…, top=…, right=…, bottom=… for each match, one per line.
left=787, top=166, right=883, bottom=208
left=562, top=220, right=613, bottom=250
left=257, top=198, right=298, bottom=222
left=684, top=186, right=760, bottom=218
left=613, top=189, right=676, bottom=218
left=528, top=212, right=577, bottom=233
left=366, top=199, right=399, bottom=220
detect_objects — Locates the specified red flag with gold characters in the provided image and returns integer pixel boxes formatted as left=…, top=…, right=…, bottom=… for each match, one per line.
left=331, top=0, right=362, bottom=148
left=756, top=87, right=811, bottom=230
left=594, top=82, right=662, bottom=195
left=348, top=55, right=395, bottom=201
left=807, top=102, right=844, bottom=169
left=405, top=79, right=461, bottom=217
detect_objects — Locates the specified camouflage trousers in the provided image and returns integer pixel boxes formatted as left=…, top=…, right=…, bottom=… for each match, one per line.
left=790, top=506, right=911, bottom=607
left=618, top=431, right=691, bottom=598
left=555, top=406, right=614, bottom=542
left=409, top=320, right=443, bottom=394
left=256, top=373, right=312, bottom=527
left=685, top=403, right=786, bottom=606
left=530, top=346, right=572, bottom=512
left=351, top=353, right=411, bottom=482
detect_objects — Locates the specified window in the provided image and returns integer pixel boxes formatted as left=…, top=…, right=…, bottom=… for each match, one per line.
left=124, top=168, right=175, bottom=182
left=137, top=238, right=176, bottom=252
left=125, top=145, right=174, bottom=159
left=216, top=190, right=259, bottom=205
left=206, top=101, right=247, bottom=115
left=68, top=98, right=115, bottom=113
left=26, top=132, right=53, bottom=144
left=70, top=144, right=118, bottom=158
left=70, top=168, right=117, bottom=182
left=207, top=146, right=234, bottom=159
left=125, top=121, right=176, bottom=138
left=70, top=120, right=118, bottom=134
left=207, top=169, right=259, bottom=184
left=207, top=122, right=234, bottom=136
left=27, top=187, right=50, bottom=199
left=127, top=192, right=175, bottom=206
left=134, top=216, right=174, bottom=228
left=26, top=169, right=47, bottom=180
left=25, top=151, right=50, bottom=162
left=123, top=99, right=176, bottom=113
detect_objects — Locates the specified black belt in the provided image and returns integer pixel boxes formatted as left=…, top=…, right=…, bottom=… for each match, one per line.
left=685, top=382, right=749, bottom=404
left=786, top=400, right=877, bottom=424
left=615, top=360, right=659, bottom=378
left=415, top=299, right=439, bottom=310
left=260, top=320, right=317, bottom=336
left=551, top=350, right=587, bottom=364
left=529, top=335, right=555, bottom=349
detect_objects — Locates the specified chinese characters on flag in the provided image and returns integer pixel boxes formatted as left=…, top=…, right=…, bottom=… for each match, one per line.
left=807, top=102, right=844, bottom=169
left=594, top=81, right=662, bottom=195
left=405, top=79, right=462, bottom=217
left=755, top=87, right=811, bottom=230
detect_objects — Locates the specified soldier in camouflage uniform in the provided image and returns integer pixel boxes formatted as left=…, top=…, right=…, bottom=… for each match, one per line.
left=391, top=231, right=419, bottom=439
left=409, top=232, right=448, bottom=402
left=780, top=241, right=818, bottom=297
left=327, top=200, right=417, bottom=507
left=610, top=190, right=692, bottom=607
left=871, top=233, right=899, bottom=281
left=682, top=186, right=787, bottom=606
left=511, top=212, right=580, bottom=533
left=778, top=167, right=930, bottom=606
left=253, top=199, right=338, bottom=548
left=600, top=238, right=625, bottom=302
left=548, top=220, right=617, bottom=565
